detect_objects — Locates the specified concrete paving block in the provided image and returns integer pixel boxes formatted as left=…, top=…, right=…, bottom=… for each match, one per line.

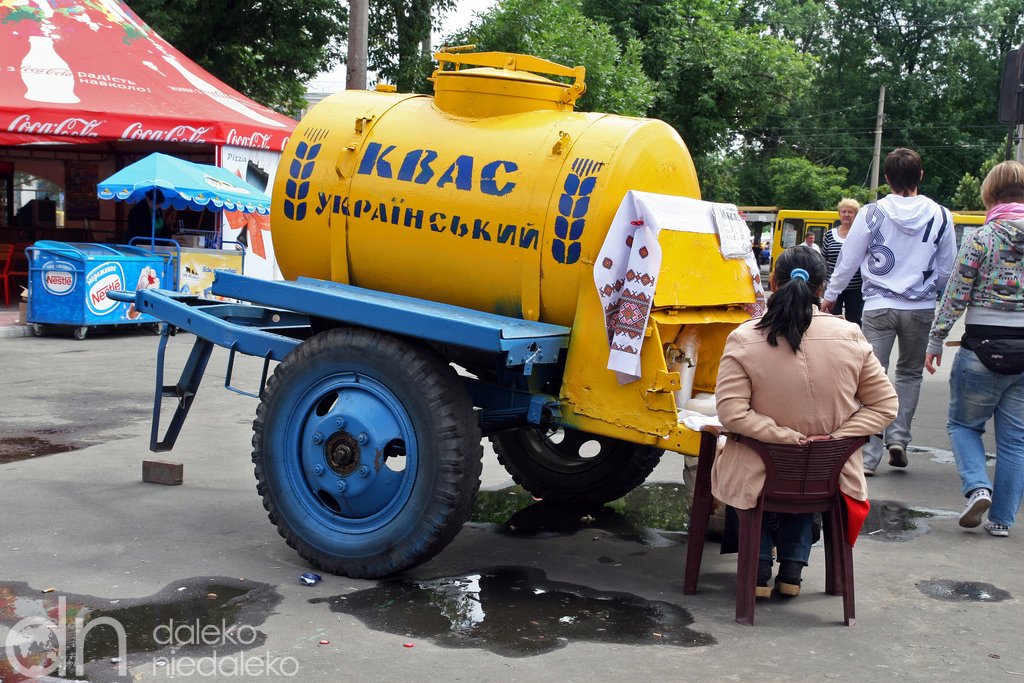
left=142, top=459, right=183, bottom=485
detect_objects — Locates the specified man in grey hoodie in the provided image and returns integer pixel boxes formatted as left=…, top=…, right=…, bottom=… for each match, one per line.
left=821, top=148, right=957, bottom=474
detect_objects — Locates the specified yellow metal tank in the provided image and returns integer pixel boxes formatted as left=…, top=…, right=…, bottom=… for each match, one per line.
left=273, top=52, right=701, bottom=327
left=273, top=51, right=757, bottom=452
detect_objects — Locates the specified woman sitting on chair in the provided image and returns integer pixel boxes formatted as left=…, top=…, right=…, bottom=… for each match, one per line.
left=712, top=245, right=897, bottom=597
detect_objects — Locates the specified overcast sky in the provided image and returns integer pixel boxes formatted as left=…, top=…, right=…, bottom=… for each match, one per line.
left=311, top=0, right=497, bottom=87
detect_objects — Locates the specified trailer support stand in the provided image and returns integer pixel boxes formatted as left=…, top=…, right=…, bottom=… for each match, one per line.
left=151, top=328, right=214, bottom=452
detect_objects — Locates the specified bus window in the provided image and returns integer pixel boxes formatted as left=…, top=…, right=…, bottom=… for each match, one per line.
left=781, top=220, right=801, bottom=248
left=807, top=225, right=826, bottom=244
left=952, top=212, right=986, bottom=248
left=772, top=210, right=840, bottom=270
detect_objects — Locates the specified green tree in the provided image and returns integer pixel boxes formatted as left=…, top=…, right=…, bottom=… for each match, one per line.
left=582, top=0, right=814, bottom=159
left=953, top=173, right=984, bottom=211
left=697, top=153, right=742, bottom=203
left=130, top=0, right=347, bottom=117
left=748, top=0, right=1024, bottom=205
left=766, top=156, right=850, bottom=209
left=369, top=0, right=456, bottom=93
left=952, top=149, right=1004, bottom=209
left=448, top=0, right=655, bottom=116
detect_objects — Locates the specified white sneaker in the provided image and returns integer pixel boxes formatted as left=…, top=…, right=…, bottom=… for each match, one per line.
left=958, top=488, right=992, bottom=528
left=985, top=520, right=1010, bottom=537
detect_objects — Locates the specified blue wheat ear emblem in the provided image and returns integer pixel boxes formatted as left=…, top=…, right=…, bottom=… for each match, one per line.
left=284, top=139, right=322, bottom=221
left=552, top=158, right=603, bottom=265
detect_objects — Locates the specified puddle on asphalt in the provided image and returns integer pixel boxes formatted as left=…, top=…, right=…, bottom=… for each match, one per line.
left=311, top=566, right=714, bottom=656
left=0, top=433, right=84, bottom=464
left=470, top=484, right=690, bottom=547
left=860, top=500, right=939, bottom=542
left=918, top=580, right=1011, bottom=602
left=0, top=578, right=278, bottom=681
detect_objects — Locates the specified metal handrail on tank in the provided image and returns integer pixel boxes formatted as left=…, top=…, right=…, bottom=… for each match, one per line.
left=432, top=49, right=587, bottom=104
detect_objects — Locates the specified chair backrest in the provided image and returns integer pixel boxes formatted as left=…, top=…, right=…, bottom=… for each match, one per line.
left=8, top=243, right=30, bottom=275
left=733, top=434, right=869, bottom=512
left=0, top=243, right=13, bottom=273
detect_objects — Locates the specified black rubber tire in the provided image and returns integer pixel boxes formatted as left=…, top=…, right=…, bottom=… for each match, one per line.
left=252, top=326, right=483, bottom=578
left=490, top=427, right=663, bottom=506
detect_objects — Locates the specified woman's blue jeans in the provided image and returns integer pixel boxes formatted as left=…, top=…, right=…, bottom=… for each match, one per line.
left=948, top=349, right=1024, bottom=527
left=759, top=512, right=812, bottom=565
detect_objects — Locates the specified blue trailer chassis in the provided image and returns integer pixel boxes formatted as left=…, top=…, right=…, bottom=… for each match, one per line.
left=113, top=270, right=570, bottom=453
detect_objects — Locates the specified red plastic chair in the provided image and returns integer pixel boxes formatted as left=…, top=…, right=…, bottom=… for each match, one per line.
left=0, top=243, right=28, bottom=307
left=684, top=426, right=868, bottom=626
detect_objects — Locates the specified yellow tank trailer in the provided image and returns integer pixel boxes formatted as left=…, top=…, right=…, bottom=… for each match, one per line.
left=125, top=51, right=761, bottom=579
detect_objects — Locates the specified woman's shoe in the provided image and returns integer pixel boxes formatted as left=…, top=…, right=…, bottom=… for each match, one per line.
left=776, top=560, right=803, bottom=597
left=756, top=559, right=773, bottom=598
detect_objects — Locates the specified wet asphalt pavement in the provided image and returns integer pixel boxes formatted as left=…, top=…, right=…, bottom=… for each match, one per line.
left=0, top=326, right=1021, bottom=682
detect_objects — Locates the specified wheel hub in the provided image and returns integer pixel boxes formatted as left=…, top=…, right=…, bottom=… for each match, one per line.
left=325, top=432, right=360, bottom=476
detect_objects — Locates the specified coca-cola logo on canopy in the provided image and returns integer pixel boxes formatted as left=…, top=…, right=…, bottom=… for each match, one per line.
left=8, top=114, right=103, bottom=137
left=122, top=122, right=212, bottom=143
left=226, top=129, right=273, bottom=149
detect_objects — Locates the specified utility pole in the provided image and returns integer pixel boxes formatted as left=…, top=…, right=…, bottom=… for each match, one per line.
left=870, top=85, right=886, bottom=200
left=346, top=0, right=368, bottom=90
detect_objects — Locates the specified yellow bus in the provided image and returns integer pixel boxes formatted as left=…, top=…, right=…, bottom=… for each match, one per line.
left=768, top=209, right=988, bottom=272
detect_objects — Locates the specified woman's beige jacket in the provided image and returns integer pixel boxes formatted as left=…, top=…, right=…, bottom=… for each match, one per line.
left=711, top=312, right=898, bottom=509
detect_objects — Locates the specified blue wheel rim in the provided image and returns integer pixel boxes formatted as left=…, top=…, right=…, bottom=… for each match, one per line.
left=283, top=371, right=417, bottom=532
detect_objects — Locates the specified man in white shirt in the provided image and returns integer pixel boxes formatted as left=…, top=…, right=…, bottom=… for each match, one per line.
left=821, top=148, right=957, bottom=475
left=803, top=232, right=821, bottom=254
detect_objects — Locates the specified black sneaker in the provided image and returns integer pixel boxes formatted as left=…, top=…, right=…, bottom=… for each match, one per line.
left=888, top=444, right=908, bottom=468
left=776, top=561, right=803, bottom=597
left=756, top=559, right=773, bottom=598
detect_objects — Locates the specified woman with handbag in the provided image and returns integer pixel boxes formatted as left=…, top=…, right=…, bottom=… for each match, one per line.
left=925, top=160, right=1024, bottom=537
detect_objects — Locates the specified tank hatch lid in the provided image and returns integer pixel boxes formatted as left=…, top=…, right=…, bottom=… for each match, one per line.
left=431, top=50, right=586, bottom=117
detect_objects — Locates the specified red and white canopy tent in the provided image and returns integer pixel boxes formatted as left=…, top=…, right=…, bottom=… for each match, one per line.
left=0, top=0, right=296, bottom=277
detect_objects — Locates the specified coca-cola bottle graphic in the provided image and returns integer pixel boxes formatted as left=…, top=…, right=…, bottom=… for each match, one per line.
left=21, top=35, right=80, bottom=104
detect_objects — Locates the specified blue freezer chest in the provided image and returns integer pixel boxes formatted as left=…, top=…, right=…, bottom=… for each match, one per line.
left=27, top=241, right=172, bottom=330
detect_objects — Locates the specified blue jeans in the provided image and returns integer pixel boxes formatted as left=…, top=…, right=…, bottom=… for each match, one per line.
left=861, top=308, right=933, bottom=469
left=947, top=349, right=1024, bottom=527
left=759, top=512, right=812, bottom=564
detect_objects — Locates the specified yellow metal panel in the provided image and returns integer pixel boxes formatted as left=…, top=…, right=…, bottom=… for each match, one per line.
left=654, top=231, right=756, bottom=308
left=559, top=287, right=678, bottom=444
left=650, top=309, right=753, bottom=325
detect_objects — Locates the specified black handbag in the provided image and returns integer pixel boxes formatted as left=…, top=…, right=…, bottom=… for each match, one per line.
left=963, top=337, right=1024, bottom=375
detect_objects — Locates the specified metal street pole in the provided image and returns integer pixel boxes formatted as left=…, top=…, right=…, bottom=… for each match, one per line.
left=347, top=0, right=368, bottom=90
left=870, top=85, right=886, bottom=200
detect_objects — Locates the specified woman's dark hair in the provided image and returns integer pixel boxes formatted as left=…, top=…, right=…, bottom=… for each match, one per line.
left=755, top=245, right=827, bottom=352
